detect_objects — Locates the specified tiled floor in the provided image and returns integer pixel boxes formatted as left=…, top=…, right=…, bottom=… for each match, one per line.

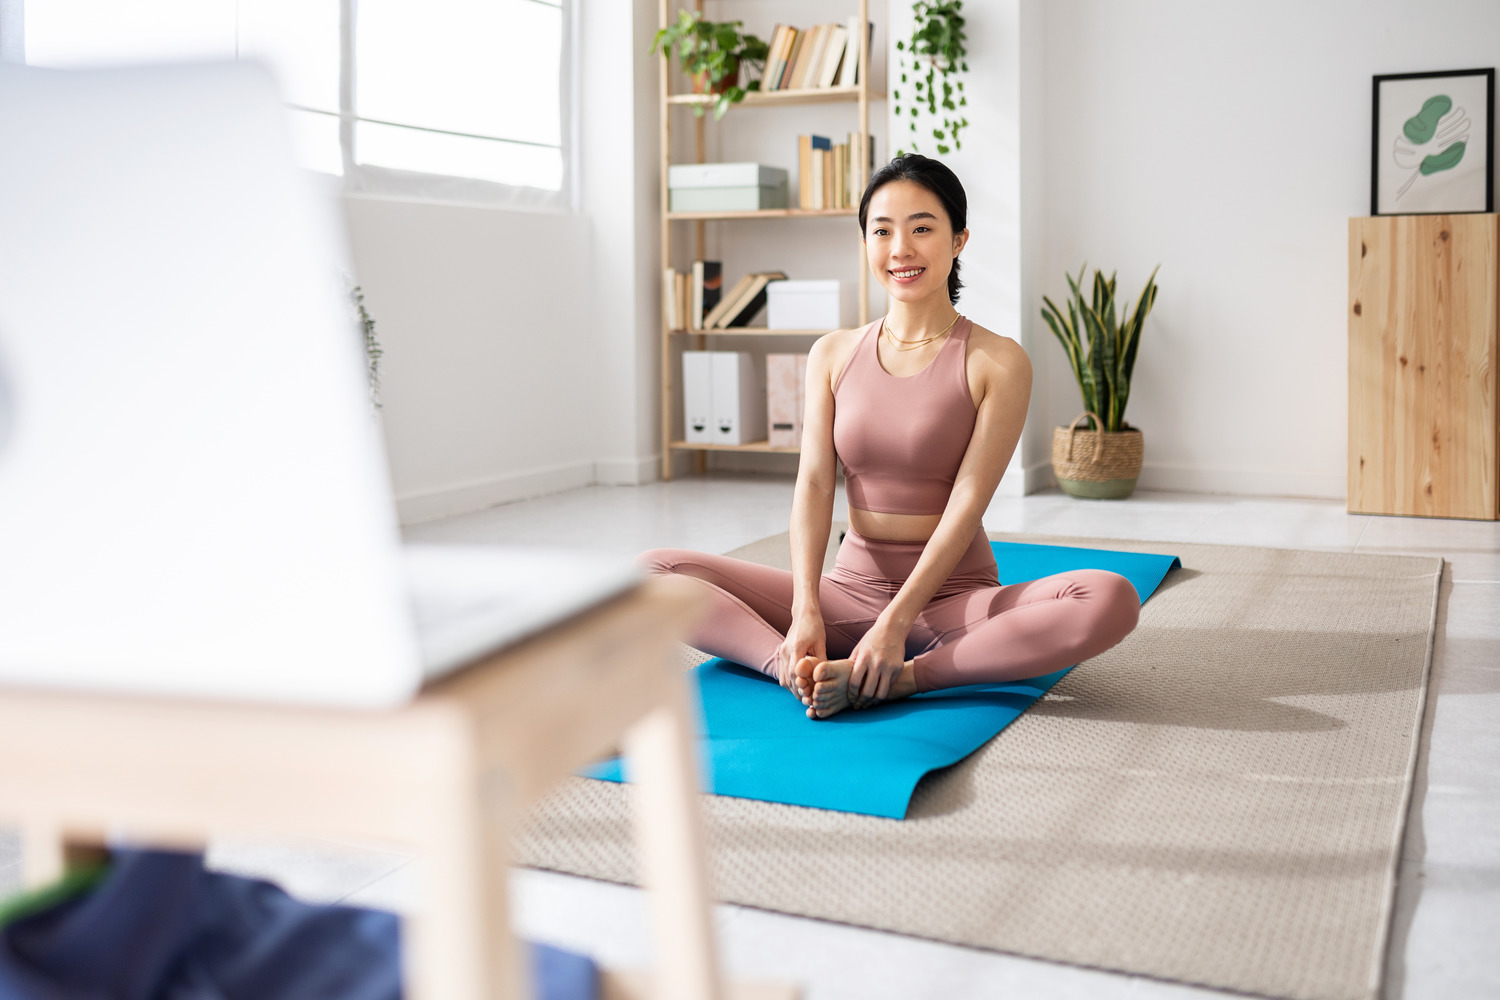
left=3, top=478, right=1496, bottom=998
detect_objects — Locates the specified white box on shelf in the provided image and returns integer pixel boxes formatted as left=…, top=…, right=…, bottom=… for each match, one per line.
left=668, top=162, right=789, bottom=213
left=710, top=351, right=766, bottom=446
left=668, top=162, right=788, bottom=188
left=682, top=351, right=714, bottom=444
left=767, top=279, right=856, bottom=330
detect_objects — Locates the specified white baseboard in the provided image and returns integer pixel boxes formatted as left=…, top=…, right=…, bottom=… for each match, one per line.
left=996, top=459, right=1055, bottom=497
left=594, top=454, right=660, bottom=486
left=1135, top=462, right=1345, bottom=500
left=395, top=460, right=596, bottom=525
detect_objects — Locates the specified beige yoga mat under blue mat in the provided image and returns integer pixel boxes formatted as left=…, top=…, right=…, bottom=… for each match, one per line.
left=587, top=540, right=1180, bottom=818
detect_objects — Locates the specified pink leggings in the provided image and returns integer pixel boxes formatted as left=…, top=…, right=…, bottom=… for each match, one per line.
left=638, top=527, right=1141, bottom=693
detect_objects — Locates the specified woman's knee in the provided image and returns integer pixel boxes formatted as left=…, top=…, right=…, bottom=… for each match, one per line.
left=1080, top=569, right=1140, bottom=639
left=635, top=547, right=688, bottom=576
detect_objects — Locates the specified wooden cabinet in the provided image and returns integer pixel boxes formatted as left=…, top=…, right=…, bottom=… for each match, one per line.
left=1348, top=213, right=1499, bottom=520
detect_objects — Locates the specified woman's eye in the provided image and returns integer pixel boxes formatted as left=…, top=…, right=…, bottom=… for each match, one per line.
left=873, top=228, right=889, bottom=237
left=913, top=226, right=930, bottom=234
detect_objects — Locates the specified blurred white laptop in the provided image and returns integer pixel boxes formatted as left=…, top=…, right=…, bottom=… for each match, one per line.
left=0, top=61, right=641, bottom=708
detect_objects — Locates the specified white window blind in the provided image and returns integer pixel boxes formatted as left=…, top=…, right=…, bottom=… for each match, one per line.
left=5, top=0, right=569, bottom=206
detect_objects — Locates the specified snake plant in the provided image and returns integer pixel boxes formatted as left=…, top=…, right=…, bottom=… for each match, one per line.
left=1040, top=265, right=1159, bottom=433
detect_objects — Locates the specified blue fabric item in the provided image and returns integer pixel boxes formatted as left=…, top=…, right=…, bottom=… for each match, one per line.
left=587, top=541, right=1181, bottom=819
left=0, top=849, right=598, bottom=1000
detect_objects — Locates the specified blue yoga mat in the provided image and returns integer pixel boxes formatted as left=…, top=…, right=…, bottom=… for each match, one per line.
left=587, top=541, right=1181, bottom=819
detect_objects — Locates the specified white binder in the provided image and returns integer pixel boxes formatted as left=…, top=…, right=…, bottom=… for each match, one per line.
left=711, top=351, right=766, bottom=446
left=682, top=351, right=714, bottom=444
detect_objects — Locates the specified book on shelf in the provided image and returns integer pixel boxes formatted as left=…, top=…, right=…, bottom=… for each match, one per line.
left=817, top=23, right=848, bottom=88
left=841, top=19, right=873, bottom=86
left=775, top=27, right=803, bottom=90
left=715, top=270, right=787, bottom=328
left=691, top=260, right=722, bottom=330
left=834, top=142, right=846, bottom=210
left=763, top=25, right=789, bottom=91
left=795, top=23, right=830, bottom=90
left=759, top=21, right=866, bottom=92
left=702, top=272, right=756, bottom=329
left=798, top=134, right=831, bottom=209
left=786, top=24, right=819, bottom=90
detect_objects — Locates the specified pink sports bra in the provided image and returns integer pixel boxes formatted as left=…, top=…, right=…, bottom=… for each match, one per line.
left=832, top=316, right=978, bottom=515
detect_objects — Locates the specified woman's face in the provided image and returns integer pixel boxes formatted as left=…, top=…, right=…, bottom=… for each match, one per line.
left=862, top=178, right=968, bottom=307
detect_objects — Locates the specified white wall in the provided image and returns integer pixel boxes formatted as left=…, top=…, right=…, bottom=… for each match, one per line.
left=1035, top=0, right=1500, bottom=499
left=346, top=198, right=597, bottom=522
left=349, top=0, right=662, bottom=522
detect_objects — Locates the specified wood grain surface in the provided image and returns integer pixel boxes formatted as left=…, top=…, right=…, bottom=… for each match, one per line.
left=1348, top=213, right=1498, bottom=519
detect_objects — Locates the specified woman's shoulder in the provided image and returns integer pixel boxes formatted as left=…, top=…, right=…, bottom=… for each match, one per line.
left=812, top=322, right=871, bottom=355
left=809, top=322, right=872, bottom=381
left=965, top=320, right=1032, bottom=376
left=963, top=320, right=1033, bottom=405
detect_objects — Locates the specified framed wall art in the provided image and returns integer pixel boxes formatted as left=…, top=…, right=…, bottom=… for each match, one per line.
left=1371, top=68, right=1493, bottom=215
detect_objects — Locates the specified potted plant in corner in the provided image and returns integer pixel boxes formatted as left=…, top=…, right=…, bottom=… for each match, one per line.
left=1040, top=265, right=1160, bottom=499
left=651, top=9, right=770, bottom=120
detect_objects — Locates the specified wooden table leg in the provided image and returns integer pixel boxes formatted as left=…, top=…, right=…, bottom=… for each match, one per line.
left=19, top=819, right=65, bottom=889
left=622, top=672, right=722, bottom=1000
left=404, top=724, right=525, bottom=1000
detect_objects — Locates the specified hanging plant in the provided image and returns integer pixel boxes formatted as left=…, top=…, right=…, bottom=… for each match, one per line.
left=892, top=1, right=969, bottom=156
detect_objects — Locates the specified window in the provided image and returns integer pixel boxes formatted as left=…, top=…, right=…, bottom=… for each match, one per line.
left=4, top=0, right=569, bottom=207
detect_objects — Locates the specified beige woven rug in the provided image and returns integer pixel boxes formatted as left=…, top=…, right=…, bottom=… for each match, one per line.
left=518, top=531, right=1443, bottom=1000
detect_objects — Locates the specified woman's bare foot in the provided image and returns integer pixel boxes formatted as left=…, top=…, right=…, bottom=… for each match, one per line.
left=808, top=658, right=921, bottom=719
left=807, top=659, right=856, bottom=718
left=790, top=655, right=819, bottom=705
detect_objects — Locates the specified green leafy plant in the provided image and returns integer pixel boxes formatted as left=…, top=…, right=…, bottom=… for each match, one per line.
left=651, top=10, right=769, bottom=120
left=1040, top=265, right=1160, bottom=433
left=893, top=0, right=969, bottom=155
left=348, top=282, right=382, bottom=410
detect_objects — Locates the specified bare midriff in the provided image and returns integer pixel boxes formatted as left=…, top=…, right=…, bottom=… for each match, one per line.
left=847, top=507, right=944, bottom=543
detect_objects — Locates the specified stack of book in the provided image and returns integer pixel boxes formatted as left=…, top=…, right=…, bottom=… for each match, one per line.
left=663, top=260, right=722, bottom=331
left=702, top=270, right=787, bottom=329
left=798, top=132, right=874, bottom=210
left=761, top=19, right=872, bottom=92
left=663, top=264, right=787, bottom=331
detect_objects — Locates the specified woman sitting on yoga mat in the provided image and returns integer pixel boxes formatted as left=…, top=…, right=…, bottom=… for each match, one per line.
left=641, top=154, right=1141, bottom=719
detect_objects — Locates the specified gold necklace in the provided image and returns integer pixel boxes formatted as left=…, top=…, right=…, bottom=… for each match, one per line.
left=883, top=312, right=962, bottom=352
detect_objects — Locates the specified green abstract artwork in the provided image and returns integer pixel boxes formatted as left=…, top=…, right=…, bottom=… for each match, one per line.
left=1393, top=92, right=1469, bottom=202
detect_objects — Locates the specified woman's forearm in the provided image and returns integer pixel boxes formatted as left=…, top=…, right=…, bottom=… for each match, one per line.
left=789, top=477, right=834, bottom=614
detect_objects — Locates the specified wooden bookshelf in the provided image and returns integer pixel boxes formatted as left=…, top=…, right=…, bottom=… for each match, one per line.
left=665, top=207, right=858, bottom=221
left=669, top=440, right=803, bottom=454
left=659, top=0, right=876, bottom=479
left=667, top=86, right=862, bottom=108
left=669, top=327, right=831, bottom=337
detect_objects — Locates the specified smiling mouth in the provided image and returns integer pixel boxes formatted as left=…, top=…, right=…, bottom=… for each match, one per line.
left=889, top=266, right=925, bottom=280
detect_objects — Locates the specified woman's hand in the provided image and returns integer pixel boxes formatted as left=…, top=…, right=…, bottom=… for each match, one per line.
left=848, top=618, right=909, bottom=708
left=777, top=609, right=826, bottom=701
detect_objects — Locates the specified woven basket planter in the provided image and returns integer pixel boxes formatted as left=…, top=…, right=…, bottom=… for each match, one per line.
left=1051, top=411, right=1143, bottom=499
